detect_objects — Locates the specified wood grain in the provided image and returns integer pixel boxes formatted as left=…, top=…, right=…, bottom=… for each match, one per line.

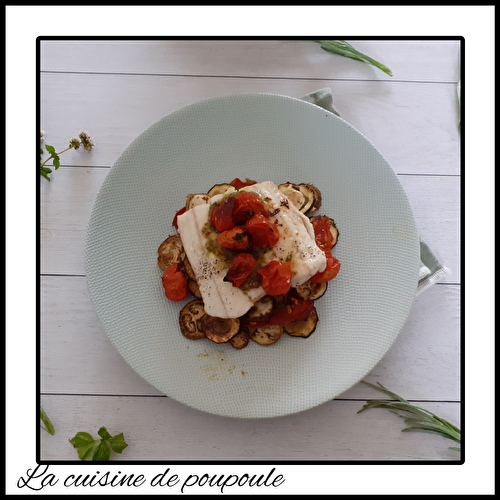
left=38, top=39, right=462, bottom=463
left=40, top=40, right=459, bottom=83
left=40, top=73, right=460, bottom=175
left=40, top=394, right=460, bottom=461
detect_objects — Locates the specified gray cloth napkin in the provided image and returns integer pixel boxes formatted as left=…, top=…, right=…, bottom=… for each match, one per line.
left=299, top=88, right=450, bottom=295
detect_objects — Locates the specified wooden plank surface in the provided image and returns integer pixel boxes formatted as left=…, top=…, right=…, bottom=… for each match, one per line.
left=41, top=275, right=460, bottom=400
left=40, top=167, right=460, bottom=283
left=40, top=395, right=460, bottom=461
left=40, top=39, right=460, bottom=83
left=38, top=39, right=462, bottom=463
left=40, top=73, right=461, bottom=175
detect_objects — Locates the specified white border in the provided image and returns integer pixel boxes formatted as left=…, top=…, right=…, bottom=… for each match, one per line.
left=6, top=5, right=494, bottom=495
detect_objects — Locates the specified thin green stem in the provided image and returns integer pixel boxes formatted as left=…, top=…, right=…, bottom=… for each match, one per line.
left=41, top=146, right=73, bottom=167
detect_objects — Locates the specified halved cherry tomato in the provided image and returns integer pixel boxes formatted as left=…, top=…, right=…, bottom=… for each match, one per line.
left=310, top=249, right=340, bottom=283
left=232, top=191, right=266, bottom=223
left=218, top=226, right=250, bottom=251
left=257, top=260, right=292, bottom=296
left=162, top=264, right=189, bottom=301
left=224, top=252, right=257, bottom=287
left=311, top=215, right=335, bottom=251
left=210, top=196, right=236, bottom=232
left=230, top=178, right=257, bottom=190
left=243, top=297, right=314, bottom=327
left=172, top=206, right=187, bottom=230
left=245, top=213, right=280, bottom=248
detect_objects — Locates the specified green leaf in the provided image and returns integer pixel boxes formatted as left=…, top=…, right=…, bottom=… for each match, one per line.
left=45, top=144, right=56, bottom=154
left=108, top=433, right=128, bottom=454
left=92, top=440, right=111, bottom=461
left=40, top=407, right=55, bottom=435
left=69, top=431, right=96, bottom=448
left=98, top=426, right=112, bottom=440
left=78, top=442, right=97, bottom=461
left=53, top=156, right=60, bottom=169
left=312, top=40, right=393, bottom=77
left=69, top=432, right=98, bottom=461
left=69, top=427, right=128, bottom=461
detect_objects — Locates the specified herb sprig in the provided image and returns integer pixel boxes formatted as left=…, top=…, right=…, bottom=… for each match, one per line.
left=40, top=407, right=55, bottom=435
left=40, top=131, right=94, bottom=181
left=312, top=40, right=393, bottom=77
left=358, top=381, right=461, bottom=451
left=69, top=427, right=128, bottom=461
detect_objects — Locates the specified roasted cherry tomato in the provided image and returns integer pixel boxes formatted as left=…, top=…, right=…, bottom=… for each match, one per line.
left=224, top=252, right=257, bottom=287
left=210, top=196, right=236, bottom=232
left=245, top=213, right=280, bottom=248
left=311, top=215, right=335, bottom=251
left=162, top=264, right=189, bottom=301
left=310, top=249, right=340, bottom=283
left=218, top=226, right=250, bottom=251
left=172, top=206, right=187, bottom=230
left=232, top=191, right=267, bottom=223
left=244, top=297, right=314, bottom=327
left=257, top=260, right=292, bottom=296
left=230, top=178, right=257, bottom=190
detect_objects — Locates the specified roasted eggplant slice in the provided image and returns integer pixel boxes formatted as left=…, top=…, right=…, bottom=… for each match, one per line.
left=278, top=183, right=315, bottom=214
left=207, top=183, right=233, bottom=198
left=272, top=294, right=290, bottom=310
left=283, top=307, right=318, bottom=338
left=294, top=280, right=328, bottom=300
left=278, top=183, right=307, bottom=212
left=310, top=216, right=339, bottom=247
left=201, top=314, right=240, bottom=343
left=244, top=295, right=274, bottom=323
left=229, top=326, right=250, bottom=349
left=187, top=279, right=202, bottom=299
left=179, top=300, right=206, bottom=340
left=302, top=183, right=322, bottom=214
left=158, top=234, right=186, bottom=271
left=249, top=324, right=283, bottom=346
left=182, top=256, right=197, bottom=281
left=185, top=193, right=211, bottom=210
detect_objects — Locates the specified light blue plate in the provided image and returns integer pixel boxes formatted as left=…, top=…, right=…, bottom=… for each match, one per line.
left=85, top=93, right=420, bottom=418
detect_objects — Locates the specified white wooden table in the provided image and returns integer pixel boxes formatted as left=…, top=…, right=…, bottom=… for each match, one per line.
left=39, top=40, right=461, bottom=462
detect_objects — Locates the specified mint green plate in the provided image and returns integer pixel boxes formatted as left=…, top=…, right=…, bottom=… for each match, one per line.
left=85, top=93, right=420, bottom=418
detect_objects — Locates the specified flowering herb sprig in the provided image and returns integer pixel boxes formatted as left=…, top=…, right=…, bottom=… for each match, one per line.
left=40, top=131, right=95, bottom=181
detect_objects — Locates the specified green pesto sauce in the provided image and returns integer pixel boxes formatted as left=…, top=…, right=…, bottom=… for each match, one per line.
left=203, top=222, right=236, bottom=265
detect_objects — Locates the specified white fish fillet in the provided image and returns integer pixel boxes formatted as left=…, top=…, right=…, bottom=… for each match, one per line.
left=177, top=181, right=326, bottom=318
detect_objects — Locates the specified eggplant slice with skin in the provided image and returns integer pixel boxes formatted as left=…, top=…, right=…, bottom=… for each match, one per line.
left=249, top=324, right=284, bottom=346
left=229, top=326, right=251, bottom=349
left=293, top=280, right=328, bottom=301
left=207, top=183, right=234, bottom=198
left=187, top=279, right=202, bottom=299
left=158, top=234, right=186, bottom=271
left=185, top=193, right=211, bottom=210
left=283, top=307, right=318, bottom=338
left=278, top=183, right=308, bottom=213
left=179, top=300, right=207, bottom=340
left=302, top=183, right=322, bottom=214
left=278, top=183, right=320, bottom=215
left=243, top=295, right=274, bottom=323
left=201, top=314, right=241, bottom=343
